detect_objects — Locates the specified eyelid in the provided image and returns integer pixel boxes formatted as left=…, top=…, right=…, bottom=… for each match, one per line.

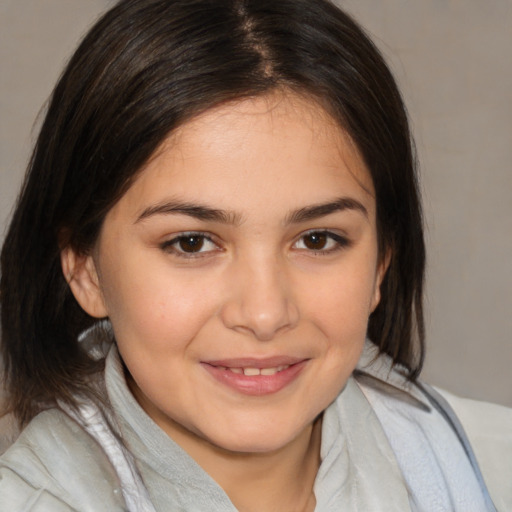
left=160, top=231, right=221, bottom=258
left=292, top=229, right=352, bottom=253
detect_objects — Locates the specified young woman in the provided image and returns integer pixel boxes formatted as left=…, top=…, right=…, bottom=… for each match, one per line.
left=0, top=0, right=510, bottom=510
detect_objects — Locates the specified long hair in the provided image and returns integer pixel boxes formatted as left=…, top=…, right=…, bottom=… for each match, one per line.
left=1, top=0, right=425, bottom=426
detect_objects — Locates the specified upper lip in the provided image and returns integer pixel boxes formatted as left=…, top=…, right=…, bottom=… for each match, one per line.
left=203, top=356, right=307, bottom=368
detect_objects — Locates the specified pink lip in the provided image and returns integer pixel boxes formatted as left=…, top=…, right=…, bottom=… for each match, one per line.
left=204, top=356, right=305, bottom=369
left=201, top=357, right=308, bottom=396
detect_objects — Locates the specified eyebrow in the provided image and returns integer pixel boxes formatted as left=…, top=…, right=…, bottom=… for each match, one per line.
left=135, top=201, right=242, bottom=225
left=285, top=197, right=368, bottom=224
left=135, top=197, right=367, bottom=225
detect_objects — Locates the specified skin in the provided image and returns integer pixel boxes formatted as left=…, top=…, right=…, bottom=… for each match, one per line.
left=64, top=92, right=388, bottom=512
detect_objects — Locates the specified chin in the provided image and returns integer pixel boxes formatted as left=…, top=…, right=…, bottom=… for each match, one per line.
left=214, top=436, right=294, bottom=455
left=201, top=419, right=312, bottom=455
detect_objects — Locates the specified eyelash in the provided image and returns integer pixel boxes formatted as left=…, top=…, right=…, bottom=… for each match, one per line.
left=159, top=230, right=351, bottom=259
left=294, top=230, right=351, bottom=255
left=160, top=232, right=219, bottom=258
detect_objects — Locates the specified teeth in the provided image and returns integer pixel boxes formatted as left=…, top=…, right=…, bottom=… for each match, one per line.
left=224, top=365, right=290, bottom=376
left=260, top=367, right=279, bottom=376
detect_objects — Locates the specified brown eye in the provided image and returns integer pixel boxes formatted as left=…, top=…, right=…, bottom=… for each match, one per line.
left=161, top=232, right=218, bottom=257
left=178, top=235, right=205, bottom=253
left=293, top=230, right=350, bottom=253
left=303, top=232, right=328, bottom=250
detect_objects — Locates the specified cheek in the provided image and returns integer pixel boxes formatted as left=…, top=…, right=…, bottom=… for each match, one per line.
left=301, top=263, right=378, bottom=333
left=99, top=259, right=219, bottom=355
left=297, top=258, right=379, bottom=382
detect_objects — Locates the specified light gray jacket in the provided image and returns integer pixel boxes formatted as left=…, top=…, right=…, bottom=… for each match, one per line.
left=0, top=344, right=510, bottom=511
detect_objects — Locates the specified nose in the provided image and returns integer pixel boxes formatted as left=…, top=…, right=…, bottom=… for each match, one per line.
left=220, top=256, right=300, bottom=341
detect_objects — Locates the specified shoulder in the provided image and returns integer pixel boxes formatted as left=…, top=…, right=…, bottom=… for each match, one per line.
left=437, top=388, right=512, bottom=511
left=0, top=408, right=126, bottom=511
left=356, top=341, right=512, bottom=511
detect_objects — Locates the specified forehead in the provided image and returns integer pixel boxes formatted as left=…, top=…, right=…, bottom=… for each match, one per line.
left=113, top=92, right=375, bottom=221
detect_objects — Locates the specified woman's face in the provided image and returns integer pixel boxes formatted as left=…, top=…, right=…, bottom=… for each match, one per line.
left=71, top=93, right=386, bottom=454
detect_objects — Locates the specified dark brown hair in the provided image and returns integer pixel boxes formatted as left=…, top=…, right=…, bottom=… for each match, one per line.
left=1, top=0, right=425, bottom=426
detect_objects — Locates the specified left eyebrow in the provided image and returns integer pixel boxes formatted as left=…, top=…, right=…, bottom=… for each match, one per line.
left=135, top=201, right=241, bottom=225
left=285, top=197, right=368, bottom=224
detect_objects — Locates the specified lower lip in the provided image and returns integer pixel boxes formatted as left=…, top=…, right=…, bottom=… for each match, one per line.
left=201, top=361, right=307, bottom=396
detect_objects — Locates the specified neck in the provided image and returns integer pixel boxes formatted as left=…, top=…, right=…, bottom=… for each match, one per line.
left=128, top=375, right=322, bottom=511
left=169, top=415, right=322, bottom=512
left=216, top=417, right=322, bottom=512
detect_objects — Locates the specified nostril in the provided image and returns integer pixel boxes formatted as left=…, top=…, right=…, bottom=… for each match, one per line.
left=220, top=295, right=299, bottom=340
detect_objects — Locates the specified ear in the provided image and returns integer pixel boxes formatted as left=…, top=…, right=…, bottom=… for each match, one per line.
left=370, top=248, right=392, bottom=313
left=61, top=247, right=108, bottom=318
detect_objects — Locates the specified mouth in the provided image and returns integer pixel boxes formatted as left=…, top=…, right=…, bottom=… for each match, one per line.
left=201, top=357, right=308, bottom=396
left=212, top=364, right=291, bottom=376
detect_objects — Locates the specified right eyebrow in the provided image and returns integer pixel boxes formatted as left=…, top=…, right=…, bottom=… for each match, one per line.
left=285, top=197, right=368, bottom=224
left=134, top=200, right=242, bottom=225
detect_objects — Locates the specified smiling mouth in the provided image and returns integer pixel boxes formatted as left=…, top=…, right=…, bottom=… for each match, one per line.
left=202, top=359, right=307, bottom=395
left=214, top=365, right=290, bottom=376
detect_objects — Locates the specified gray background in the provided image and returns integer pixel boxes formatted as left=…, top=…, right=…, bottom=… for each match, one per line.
left=1, top=1, right=511, bottom=406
